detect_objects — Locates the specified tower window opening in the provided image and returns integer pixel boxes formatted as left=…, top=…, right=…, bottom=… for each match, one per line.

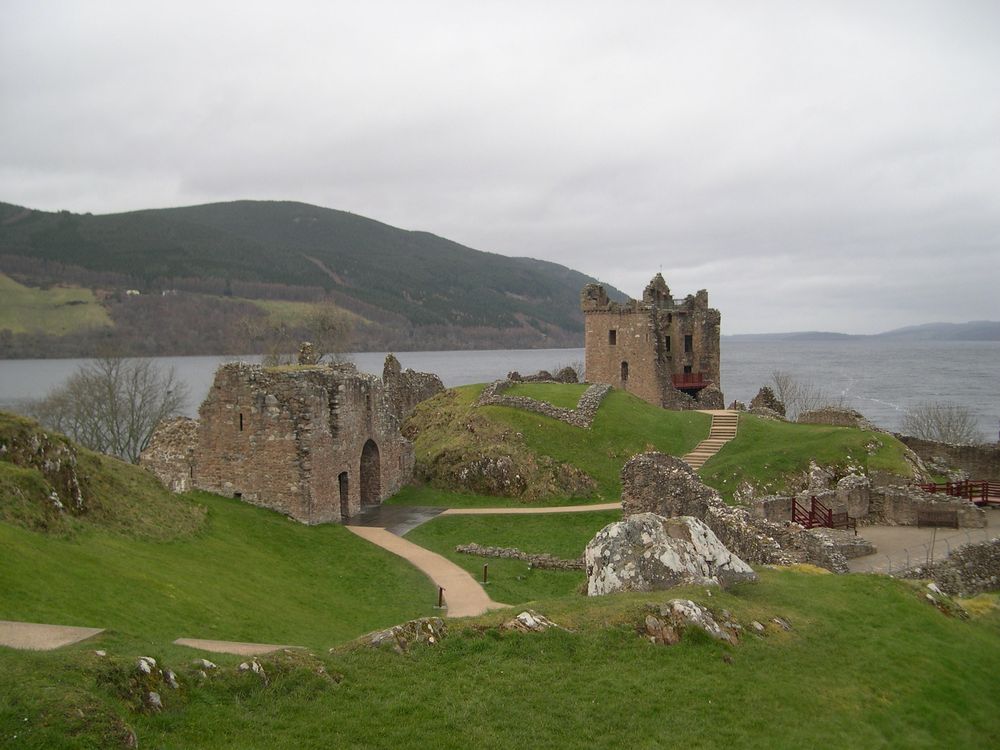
left=608, top=329, right=617, bottom=345
left=684, top=335, right=693, bottom=353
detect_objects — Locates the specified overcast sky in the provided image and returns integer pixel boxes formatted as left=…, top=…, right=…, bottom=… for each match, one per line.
left=2, top=1, right=998, bottom=334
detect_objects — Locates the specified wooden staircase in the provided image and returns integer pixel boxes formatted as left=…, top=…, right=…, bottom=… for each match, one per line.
left=683, top=410, right=739, bottom=470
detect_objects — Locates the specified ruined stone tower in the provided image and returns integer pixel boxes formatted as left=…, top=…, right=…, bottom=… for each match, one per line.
left=141, top=355, right=443, bottom=524
left=581, top=274, right=723, bottom=409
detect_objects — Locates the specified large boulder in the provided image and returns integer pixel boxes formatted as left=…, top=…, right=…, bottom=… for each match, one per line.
left=585, top=513, right=757, bottom=596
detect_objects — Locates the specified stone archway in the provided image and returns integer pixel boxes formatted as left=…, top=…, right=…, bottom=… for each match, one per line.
left=360, top=439, right=381, bottom=507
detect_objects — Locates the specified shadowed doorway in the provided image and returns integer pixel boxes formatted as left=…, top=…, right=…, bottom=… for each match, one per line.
left=360, top=440, right=381, bottom=507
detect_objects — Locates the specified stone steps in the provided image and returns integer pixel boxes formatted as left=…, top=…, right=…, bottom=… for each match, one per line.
left=683, top=411, right=740, bottom=470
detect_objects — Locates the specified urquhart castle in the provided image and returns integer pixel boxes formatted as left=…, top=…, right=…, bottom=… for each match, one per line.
left=582, top=273, right=724, bottom=410
left=143, top=273, right=724, bottom=524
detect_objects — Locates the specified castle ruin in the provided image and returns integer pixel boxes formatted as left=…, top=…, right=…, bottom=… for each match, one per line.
left=141, top=354, right=442, bottom=524
left=581, top=273, right=723, bottom=410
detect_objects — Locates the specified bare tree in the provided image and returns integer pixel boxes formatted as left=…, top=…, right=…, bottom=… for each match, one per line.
left=28, top=356, right=188, bottom=463
left=901, top=401, right=984, bottom=445
left=239, top=301, right=353, bottom=366
left=771, top=370, right=844, bottom=420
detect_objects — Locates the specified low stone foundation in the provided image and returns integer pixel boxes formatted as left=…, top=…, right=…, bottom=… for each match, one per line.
left=897, top=436, right=1000, bottom=482
left=455, top=543, right=584, bottom=570
left=476, top=380, right=611, bottom=428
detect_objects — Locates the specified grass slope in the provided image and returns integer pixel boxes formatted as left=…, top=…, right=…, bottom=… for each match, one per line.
left=701, top=415, right=914, bottom=501
left=3, top=569, right=998, bottom=748
left=399, top=384, right=710, bottom=506
left=0, top=491, right=437, bottom=650
left=405, top=510, right=620, bottom=603
left=0, top=273, right=111, bottom=335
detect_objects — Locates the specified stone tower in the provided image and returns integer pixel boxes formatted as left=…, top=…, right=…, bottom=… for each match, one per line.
left=581, top=274, right=723, bottom=409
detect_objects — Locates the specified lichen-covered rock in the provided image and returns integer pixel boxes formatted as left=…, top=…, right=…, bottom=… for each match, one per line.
left=642, top=599, right=740, bottom=645
left=0, top=414, right=84, bottom=513
left=501, top=610, right=565, bottom=632
left=358, top=617, right=447, bottom=654
left=585, top=514, right=757, bottom=595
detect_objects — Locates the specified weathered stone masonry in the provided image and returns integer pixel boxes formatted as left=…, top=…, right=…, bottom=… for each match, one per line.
left=582, top=273, right=723, bottom=410
left=142, top=356, right=442, bottom=524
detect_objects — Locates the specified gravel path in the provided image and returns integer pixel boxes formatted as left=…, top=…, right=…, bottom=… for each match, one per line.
left=0, top=620, right=103, bottom=651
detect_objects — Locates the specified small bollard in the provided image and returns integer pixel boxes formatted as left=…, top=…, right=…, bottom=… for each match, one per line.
left=436, top=586, right=445, bottom=609
left=483, top=563, right=489, bottom=584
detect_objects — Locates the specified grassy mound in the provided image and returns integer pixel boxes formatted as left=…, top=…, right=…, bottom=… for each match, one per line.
left=400, top=384, right=710, bottom=505
left=0, top=412, right=204, bottom=539
left=2, top=567, right=997, bottom=748
left=700, top=415, right=915, bottom=502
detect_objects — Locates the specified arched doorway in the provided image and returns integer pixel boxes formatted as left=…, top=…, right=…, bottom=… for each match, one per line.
left=360, top=439, right=381, bottom=507
left=338, top=471, right=350, bottom=521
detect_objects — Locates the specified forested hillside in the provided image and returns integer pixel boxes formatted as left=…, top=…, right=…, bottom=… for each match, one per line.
left=0, top=200, right=624, bottom=356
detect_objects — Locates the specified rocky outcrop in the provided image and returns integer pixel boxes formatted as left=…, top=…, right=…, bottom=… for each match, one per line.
left=899, top=539, right=1000, bottom=596
left=0, top=414, right=84, bottom=513
left=641, top=599, right=742, bottom=646
left=358, top=617, right=447, bottom=654
left=500, top=611, right=566, bottom=633
left=585, top=514, right=757, bottom=595
left=620, top=452, right=852, bottom=572
left=749, top=387, right=785, bottom=417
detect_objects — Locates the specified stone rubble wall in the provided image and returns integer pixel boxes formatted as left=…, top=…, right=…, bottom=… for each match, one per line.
left=139, top=417, right=198, bottom=493
left=898, top=538, right=1000, bottom=596
left=897, top=435, right=1000, bottom=482
left=475, top=380, right=611, bottom=428
left=868, top=485, right=986, bottom=528
left=749, top=387, right=785, bottom=416
left=455, top=543, right=584, bottom=570
left=797, top=407, right=876, bottom=430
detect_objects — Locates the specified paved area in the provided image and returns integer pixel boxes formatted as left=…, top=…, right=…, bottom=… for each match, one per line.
left=0, top=620, right=104, bottom=651
left=848, top=509, right=997, bottom=573
left=173, top=638, right=294, bottom=655
left=346, top=526, right=509, bottom=618
left=347, top=504, right=446, bottom=534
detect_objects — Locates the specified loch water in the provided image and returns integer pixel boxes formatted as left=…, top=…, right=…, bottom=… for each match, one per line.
left=0, top=339, right=997, bottom=438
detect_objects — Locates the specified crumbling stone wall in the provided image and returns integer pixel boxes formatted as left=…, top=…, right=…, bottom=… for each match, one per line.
left=899, top=539, right=1000, bottom=596
left=798, top=407, right=875, bottom=430
left=142, top=356, right=440, bottom=524
left=476, top=380, right=611, bottom=428
left=897, top=436, right=1000, bottom=482
left=619, top=452, right=850, bottom=572
left=868, top=485, right=986, bottom=528
left=140, top=417, right=197, bottom=492
left=382, top=354, right=445, bottom=421
left=581, top=274, right=722, bottom=411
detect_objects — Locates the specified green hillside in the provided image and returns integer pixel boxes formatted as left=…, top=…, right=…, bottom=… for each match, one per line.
left=0, top=200, right=625, bottom=355
left=0, top=273, right=111, bottom=335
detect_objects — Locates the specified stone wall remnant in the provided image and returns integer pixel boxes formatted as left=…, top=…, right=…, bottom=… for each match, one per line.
left=897, top=435, right=1000, bottom=482
left=798, top=407, right=875, bottom=430
left=141, top=355, right=443, bottom=524
left=581, top=274, right=722, bottom=410
left=899, top=539, right=1000, bottom=597
left=749, top=387, right=785, bottom=417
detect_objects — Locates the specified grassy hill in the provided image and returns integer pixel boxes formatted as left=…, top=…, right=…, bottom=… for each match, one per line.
left=0, top=404, right=996, bottom=747
left=0, top=273, right=111, bottom=335
left=0, top=200, right=625, bottom=355
left=396, top=383, right=913, bottom=507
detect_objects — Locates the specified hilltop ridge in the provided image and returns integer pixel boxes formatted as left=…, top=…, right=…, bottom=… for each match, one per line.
left=0, top=199, right=626, bottom=356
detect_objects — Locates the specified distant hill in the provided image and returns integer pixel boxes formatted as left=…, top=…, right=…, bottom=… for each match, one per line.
left=0, top=200, right=626, bottom=356
left=724, top=321, right=1000, bottom=342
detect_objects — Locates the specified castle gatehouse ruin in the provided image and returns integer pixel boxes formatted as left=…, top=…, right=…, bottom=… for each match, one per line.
left=141, top=354, right=443, bottom=524
left=581, top=273, right=723, bottom=409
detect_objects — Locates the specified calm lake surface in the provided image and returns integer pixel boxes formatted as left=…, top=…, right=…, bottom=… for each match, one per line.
left=1, top=340, right=997, bottom=438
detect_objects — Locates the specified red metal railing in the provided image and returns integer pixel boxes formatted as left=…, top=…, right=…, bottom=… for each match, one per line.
left=792, top=496, right=857, bottom=533
left=918, top=480, right=1000, bottom=507
left=672, top=372, right=707, bottom=389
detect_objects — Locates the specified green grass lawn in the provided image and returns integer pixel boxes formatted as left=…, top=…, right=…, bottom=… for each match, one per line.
left=404, top=510, right=620, bottom=604
left=0, top=491, right=437, bottom=651
left=503, top=382, right=590, bottom=409
left=700, top=415, right=914, bottom=502
left=0, top=273, right=111, bottom=335
left=4, top=567, right=997, bottom=749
